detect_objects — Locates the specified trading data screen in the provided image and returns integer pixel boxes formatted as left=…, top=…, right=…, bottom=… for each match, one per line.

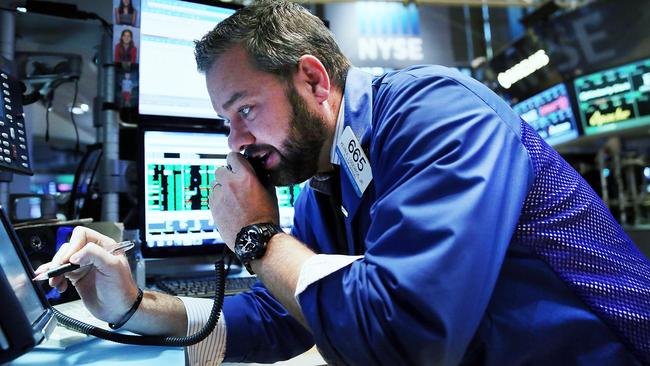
left=139, top=0, right=236, bottom=119
left=143, top=130, right=303, bottom=249
left=512, top=83, right=579, bottom=146
left=573, top=58, right=650, bottom=136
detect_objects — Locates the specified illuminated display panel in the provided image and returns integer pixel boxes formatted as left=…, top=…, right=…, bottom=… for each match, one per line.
left=573, top=58, right=650, bottom=136
left=143, top=130, right=229, bottom=249
left=512, top=83, right=579, bottom=146
left=139, top=0, right=237, bottom=119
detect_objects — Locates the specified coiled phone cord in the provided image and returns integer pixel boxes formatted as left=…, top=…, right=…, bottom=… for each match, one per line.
left=51, top=260, right=224, bottom=346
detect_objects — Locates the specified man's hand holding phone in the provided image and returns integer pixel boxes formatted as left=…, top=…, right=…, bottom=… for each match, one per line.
left=208, top=152, right=279, bottom=251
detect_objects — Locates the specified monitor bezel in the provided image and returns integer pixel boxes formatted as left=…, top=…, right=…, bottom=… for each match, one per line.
left=137, top=0, right=242, bottom=127
left=138, top=122, right=232, bottom=258
left=0, top=205, right=55, bottom=344
left=572, top=55, right=650, bottom=138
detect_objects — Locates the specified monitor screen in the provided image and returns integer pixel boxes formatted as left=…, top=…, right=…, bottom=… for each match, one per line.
left=0, top=206, right=50, bottom=329
left=573, top=58, right=650, bottom=136
left=141, top=127, right=303, bottom=256
left=0, top=207, right=54, bottom=363
left=512, top=83, right=580, bottom=146
left=138, top=0, right=238, bottom=119
left=0, top=222, right=45, bottom=325
left=143, top=129, right=230, bottom=250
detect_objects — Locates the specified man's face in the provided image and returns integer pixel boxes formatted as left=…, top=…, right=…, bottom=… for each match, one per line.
left=206, top=46, right=329, bottom=186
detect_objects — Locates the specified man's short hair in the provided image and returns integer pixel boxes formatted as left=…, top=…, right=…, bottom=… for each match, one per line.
left=194, top=0, right=351, bottom=88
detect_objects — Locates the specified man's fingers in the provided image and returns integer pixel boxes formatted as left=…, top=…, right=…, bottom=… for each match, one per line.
left=46, top=242, right=72, bottom=289
left=69, top=243, right=119, bottom=273
left=65, top=227, right=116, bottom=263
left=34, top=262, right=52, bottom=275
left=64, top=265, right=92, bottom=286
left=226, top=151, right=249, bottom=173
left=50, top=242, right=70, bottom=266
left=55, top=280, right=68, bottom=293
left=209, top=178, right=222, bottom=190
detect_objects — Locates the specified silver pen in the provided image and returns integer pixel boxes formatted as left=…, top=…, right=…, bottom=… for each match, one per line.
left=32, top=240, right=135, bottom=281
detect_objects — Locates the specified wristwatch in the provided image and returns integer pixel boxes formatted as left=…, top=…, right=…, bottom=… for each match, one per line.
left=234, top=223, right=282, bottom=274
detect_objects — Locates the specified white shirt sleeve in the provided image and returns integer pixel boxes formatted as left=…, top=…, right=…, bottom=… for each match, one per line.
left=179, top=296, right=227, bottom=366
left=294, top=254, right=364, bottom=302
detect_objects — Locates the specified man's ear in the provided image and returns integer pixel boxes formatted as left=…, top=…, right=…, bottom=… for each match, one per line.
left=294, top=55, right=330, bottom=104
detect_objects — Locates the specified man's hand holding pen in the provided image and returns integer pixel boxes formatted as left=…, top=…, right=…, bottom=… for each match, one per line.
left=33, top=226, right=140, bottom=325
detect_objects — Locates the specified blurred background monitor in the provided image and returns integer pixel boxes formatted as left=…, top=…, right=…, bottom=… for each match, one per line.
left=573, top=57, right=650, bottom=137
left=512, top=83, right=580, bottom=146
left=138, top=0, right=239, bottom=121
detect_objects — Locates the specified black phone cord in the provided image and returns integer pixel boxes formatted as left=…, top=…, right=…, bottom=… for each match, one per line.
left=51, top=260, right=224, bottom=347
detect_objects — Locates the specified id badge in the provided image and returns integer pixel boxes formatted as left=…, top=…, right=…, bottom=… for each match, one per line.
left=336, top=126, right=373, bottom=197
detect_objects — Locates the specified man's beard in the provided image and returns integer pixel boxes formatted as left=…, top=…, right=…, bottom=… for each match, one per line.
left=267, top=85, right=329, bottom=186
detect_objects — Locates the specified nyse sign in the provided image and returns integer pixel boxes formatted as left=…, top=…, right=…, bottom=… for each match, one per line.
left=358, top=37, right=424, bottom=62
left=325, top=3, right=454, bottom=68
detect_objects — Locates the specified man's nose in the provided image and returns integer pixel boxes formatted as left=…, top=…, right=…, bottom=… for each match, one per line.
left=228, top=120, right=255, bottom=152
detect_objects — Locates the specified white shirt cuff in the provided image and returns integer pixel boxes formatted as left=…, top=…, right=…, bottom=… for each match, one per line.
left=294, top=254, right=363, bottom=302
left=179, top=296, right=227, bottom=366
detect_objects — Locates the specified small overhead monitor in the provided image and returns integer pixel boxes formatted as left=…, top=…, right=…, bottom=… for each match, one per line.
left=139, top=126, right=304, bottom=258
left=138, top=0, right=240, bottom=121
left=573, top=57, right=650, bottom=136
left=512, top=83, right=580, bottom=146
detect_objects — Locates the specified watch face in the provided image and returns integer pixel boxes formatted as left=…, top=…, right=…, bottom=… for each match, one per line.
left=240, top=228, right=260, bottom=253
left=235, top=223, right=280, bottom=264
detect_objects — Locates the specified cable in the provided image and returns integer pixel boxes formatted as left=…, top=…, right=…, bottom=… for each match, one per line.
left=69, top=78, right=80, bottom=154
left=67, top=144, right=102, bottom=220
left=44, top=98, right=51, bottom=142
left=76, top=148, right=103, bottom=219
left=53, top=260, right=225, bottom=347
left=224, top=253, right=233, bottom=277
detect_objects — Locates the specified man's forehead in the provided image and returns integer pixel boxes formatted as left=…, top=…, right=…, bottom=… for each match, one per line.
left=206, top=69, right=250, bottom=115
left=206, top=48, right=287, bottom=110
left=206, top=47, right=254, bottom=94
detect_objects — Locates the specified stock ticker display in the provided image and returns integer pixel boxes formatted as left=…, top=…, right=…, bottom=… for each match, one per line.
left=512, top=83, right=579, bottom=146
left=574, top=58, right=650, bottom=136
left=147, top=163, right=302, bottom=213
left=147, top=164, right=215, bottom=212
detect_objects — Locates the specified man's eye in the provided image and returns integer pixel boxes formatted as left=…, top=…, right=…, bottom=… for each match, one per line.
left=239, top=106, right=252, bottom=119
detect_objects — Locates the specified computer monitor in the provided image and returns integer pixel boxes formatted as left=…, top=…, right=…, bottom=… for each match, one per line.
left=0, top=206, right=55, bottom=363
left=573, top=57, right=650, bottom=136
left=138, top=0, right=240, bottom=121
left=512, top=83, right=580, bottom=146
left=140, top=125, right=229, bottom=257
left=139, top=125, right=304, bottom=258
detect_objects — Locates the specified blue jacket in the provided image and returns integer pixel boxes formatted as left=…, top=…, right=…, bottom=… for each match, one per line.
left=221, top=66, right=649, bottom=365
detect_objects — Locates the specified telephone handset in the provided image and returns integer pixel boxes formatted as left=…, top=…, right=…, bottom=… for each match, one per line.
left=244, top=151, right=271, bottom=188
left=0, top=56, right=33, bottom=175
